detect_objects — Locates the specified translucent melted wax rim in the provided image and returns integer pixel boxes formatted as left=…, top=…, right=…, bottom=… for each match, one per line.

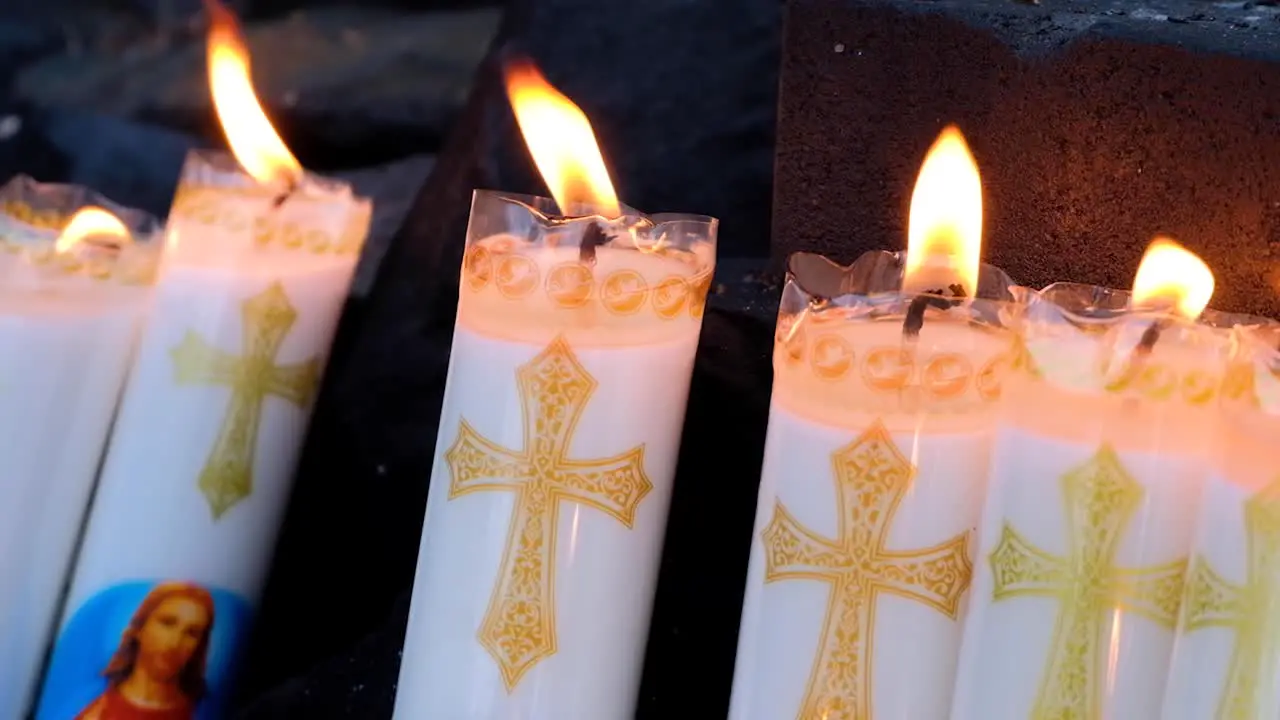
left=476, top=188, right=717, bottom=224
left=1237, top=322, right=1280, bottom=368
left=0, top=174, right=165, bottom=285
left=475, top=189, right=716, bottom=239
left=181, top=149, right=365, bottom=202
left=781, top=250, right=1018, bottom=328
left=1026, top=281, right=1276, bottom=333
left=0, top=174, right=164, bottom=243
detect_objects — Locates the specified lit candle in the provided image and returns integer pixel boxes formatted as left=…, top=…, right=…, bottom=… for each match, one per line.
left=33, top=3, right=371, bottom=718
left=391, top=60, right=716, bottom=720
left=728, top=127, right=1021, bottom=719
left=950, top=239, right=1238, bottom=719
left=1162, top=323, right=1280, bottom=719
left=0, top=188, right=159, bottom=720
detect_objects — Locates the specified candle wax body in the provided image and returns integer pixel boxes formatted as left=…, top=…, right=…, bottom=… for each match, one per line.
left=1162, top=413, right=1280, bottom=720
left=393, top=241, right=708, bottom=720
left=36, top=254, right=352, bottom=720
left=0, top=289, right=142, bottom=720
left=951, top=342, right=1217, bottom=720
left=730, top=314, right=1011, bottom=720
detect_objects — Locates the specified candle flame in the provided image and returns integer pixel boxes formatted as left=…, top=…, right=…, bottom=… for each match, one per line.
left=504, top=58, right=620, bottom=217
left=55, top=206, right=130, bottom=254
left=1131, top=236, right=1215, bottom=319
left=205, top=0, right=302, bottom=187
left=904, top=125, right=983, bottom=296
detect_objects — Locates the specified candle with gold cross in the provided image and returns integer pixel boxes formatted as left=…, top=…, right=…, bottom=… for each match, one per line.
left=1162, top=324, right=1280, bottom=720
left=950, top=239, right=1262, bottom=720
left=0, top=183, right=161, bottom=720
left=33, top=4, right=370, bottom=718
left=728, top=127, right=1022, bottom=720
left=392, top=61, right=715, bottom=720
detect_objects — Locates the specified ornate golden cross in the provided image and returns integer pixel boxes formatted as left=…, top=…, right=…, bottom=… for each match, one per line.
left=989, top=445, right=1186, bottom=720
left=445, top=336, right=651, bottom=691
left=760, top=422, right=972, bottom=719
left=171, top=282, right=320, bottom=519
left=1179, top=478, right=1280, bottom=719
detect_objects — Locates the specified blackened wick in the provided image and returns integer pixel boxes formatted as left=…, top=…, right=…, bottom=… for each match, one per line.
left=579, top=222, right=610, bottom=266
left=903, top=284, right=967, bottom=338
left=1134, top=319, right=1168, bottom=356
left=271, top=178, right=301, bottom=209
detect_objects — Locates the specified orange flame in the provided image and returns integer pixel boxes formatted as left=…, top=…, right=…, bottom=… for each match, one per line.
left=1131, top=236, right=1215, bottom=319
left=205, top=0, right=301, bottom=187
left=904, top=126, right=983, bottom=296
left=504, top=59, right=620, bottom=217
left=55, top=207, right=130, bottom=254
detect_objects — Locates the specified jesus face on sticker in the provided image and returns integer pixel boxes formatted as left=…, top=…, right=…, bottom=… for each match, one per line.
left=73, top=583, right=215, bottom=720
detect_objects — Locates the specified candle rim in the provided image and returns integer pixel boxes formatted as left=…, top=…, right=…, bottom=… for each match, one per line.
left=1033, top=281, right=1274, bottom=330
left=472, top=189, right=718, bottom=232
left=785, top=250, right=1018, bottom=305
left=780, top=250, right=1019, bottom=339
left=466, top=190, right=717, bottom=272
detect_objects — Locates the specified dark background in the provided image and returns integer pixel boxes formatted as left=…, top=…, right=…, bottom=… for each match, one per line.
left=773, top=0, right=1280, bottom=320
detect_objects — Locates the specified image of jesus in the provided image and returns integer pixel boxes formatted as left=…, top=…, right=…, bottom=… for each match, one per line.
left=74, top=582, right=215, bottom=720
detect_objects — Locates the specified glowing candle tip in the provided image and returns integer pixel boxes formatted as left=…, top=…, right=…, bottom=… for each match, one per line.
left=55, top=206, right=131, bottom=255
left=904, top=125, right=983, bottom=297
left=1131, top=236, right=1215, bottom=320
left=503, top=57, right=620, bottom=218
left=205, top=0, right=302, bottom=188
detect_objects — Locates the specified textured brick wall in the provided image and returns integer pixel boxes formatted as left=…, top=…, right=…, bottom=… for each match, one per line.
left=774, top=0, right=1280, bottom=317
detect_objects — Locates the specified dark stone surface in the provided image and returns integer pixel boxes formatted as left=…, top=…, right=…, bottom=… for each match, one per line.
left=239, top=0, right=781, bottom=714
left=0, top=17, right=58, bottom=77
left=37, top=108, right=202, bottom=214
left=12, top=6, right=500, bottom=168
left=333, top=153, right=439, bottom=295
left=774, top=0, right=1280, bottom=318
left=249, top=0, right=502, bottom=19
left=0, top=106, right=67, bottom=188
left=1, top=0, right=498, bottom=33
left=236, top=594, right=412, bottom=719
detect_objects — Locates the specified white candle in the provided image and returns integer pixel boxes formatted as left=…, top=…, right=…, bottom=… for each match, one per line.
left=33, top=151, right=371, bottom=720
left=0, top=187, right=159, bottom=720
left=729, top=251, right=1019, bottom=720
left=392, top=191, right=716, bottom=720
left=1162, top=324, right=1280, bottom=720
left=950, top=282, right=1233, bottom=720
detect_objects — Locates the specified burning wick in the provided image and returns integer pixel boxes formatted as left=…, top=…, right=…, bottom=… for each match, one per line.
left=1107, top=318, right=1169, bottom=393
left=1134, top=318, right=1168, bottom=357
left=205, top=0, right=304, bottom=209
left=579, top=222, right=609, bottom=266
left=52, top=206, right=132, bottom=260
left=270, top=179, right=300, bottom=209
left=902, top=283, right=967, bottom=339
left=1124, top=237, right=1215, bottom=364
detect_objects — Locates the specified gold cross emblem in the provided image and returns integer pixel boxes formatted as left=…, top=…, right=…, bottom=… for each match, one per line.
left=1178, top=478, right=1280, bottom=719
left=761, top=422, right=972, bottom=719
left=171, top=282, right=320, bottom=519
left=445, top=336, right=651, bottom=690
left=989, top=445, right=1186, bottom=719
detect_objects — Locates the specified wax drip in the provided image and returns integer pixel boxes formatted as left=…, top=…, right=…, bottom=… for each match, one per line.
left=902, top=283, right=967, bottom=339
